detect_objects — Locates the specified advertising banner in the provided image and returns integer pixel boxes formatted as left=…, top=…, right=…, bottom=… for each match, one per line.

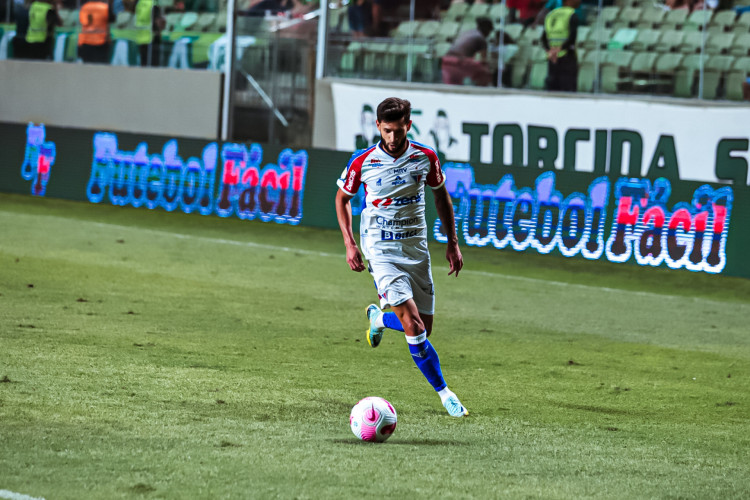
left=1, top=121, right=748, bottom=278
left=330, top=82, right=750, bottom=186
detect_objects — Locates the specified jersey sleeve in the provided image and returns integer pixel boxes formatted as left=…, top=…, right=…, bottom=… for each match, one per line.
left=425, top=151, right=445, bottom=190
left=336, top=150, right=366, bottom=196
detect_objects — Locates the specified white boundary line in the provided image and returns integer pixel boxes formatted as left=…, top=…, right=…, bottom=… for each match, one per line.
left=0, top=490, right=46, bottom=500
left=1, top=210, right=746, bottom=308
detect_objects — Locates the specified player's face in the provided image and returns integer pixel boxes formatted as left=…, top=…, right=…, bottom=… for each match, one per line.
left=377, top=118, right=412, bottom=157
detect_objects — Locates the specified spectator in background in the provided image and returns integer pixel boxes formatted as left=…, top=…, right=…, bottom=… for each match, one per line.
left=510, top=0, right=547, bottom=27
left=348, top=0, right=372, bottom=37
left=533, top=0, right=584, bottom=29
left=441, top=16, right=493, bottom=86
left=12, top=0, right=32, bottom=59
left=134, top=0, right=165, bottom=66
left=541, top=0, right=580, bottom=92
left=78, top=0, right=115, bottom=63
left=370, top=0, right=398, bottom=36
left=24, top=0, right=62, bottom=60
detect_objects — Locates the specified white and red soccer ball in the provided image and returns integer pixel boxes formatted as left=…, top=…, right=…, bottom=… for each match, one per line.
left=349, top=397, right=397, bottom=442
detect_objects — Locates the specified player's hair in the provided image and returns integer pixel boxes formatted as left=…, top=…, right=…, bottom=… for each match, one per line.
left=377, top=98, right=411, bottom=123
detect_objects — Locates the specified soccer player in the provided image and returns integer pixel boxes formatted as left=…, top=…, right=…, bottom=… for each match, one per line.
left=334, top=97, right=468, bottom=418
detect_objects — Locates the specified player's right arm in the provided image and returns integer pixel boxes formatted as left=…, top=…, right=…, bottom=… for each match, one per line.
left=335, top=188, right=365, bottom=272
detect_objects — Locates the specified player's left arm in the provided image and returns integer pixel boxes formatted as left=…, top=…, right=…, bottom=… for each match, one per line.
left=433, top=185, right=463, bottom=277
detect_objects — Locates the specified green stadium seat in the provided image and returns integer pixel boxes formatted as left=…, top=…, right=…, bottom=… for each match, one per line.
left=503, top=23, right=524, bottom=44
left=729, top=32, right=750, bottom=58
left=528, top=47, right=549, bottom=90
left=582, top=27, right=612, bottom=51
left=489, top=3, right=509, bottom=24
left=661, top=9, right=689, bottom=31
left=630, top=29, right=661, bottom=52
left=416, top=20, right=441, bottom=39
left=677, top=31, right=704, bottom=54
left=599, top=6, right=621, bottom=28
left=165, top=12, right=183, bottom=32
left=683, top=9, right=713, bottom=31
left=519, top=25, right=544, bottom=47
left=733, top=12, right=750, bottom=34
left=577, top=58, right=596, bottom=92
left=706, top=32, right=735, bottom=55
left=673, top=53, right=708, bottom=98
left=392, top=20, right=422, bottom=39
left=629, top=51, right=659, bottom=91
left=196, top=13, right=216, bottom=32
left=509, top=45, right=533, bottom=88
left=177, top=12, right=199, bottom=31
left=214, top=10, right=227, bottom=32
left=115, top=11, right=133, bottom=29
left=725, top=56, right=750, bottom=100
left=600, top=50, right=635, bottom=93
left=435, top=21, right=461, bottom=43
left=443, top=2, right=468, bottom=22
left=608, top=28, right=639, bottom=50
left=576, top=25, right=590, bottom=50
left=636, top=7, right=666, bottom=30
left=702, top=54, right=736, bottom=99
left=339, top=41, right=363, bottom=76
left=654, top=29, right=684, bottom=53
left=651, top=52, right=684, bottom=93
left=466, top=2, right=490, bottom=19
left=612, top=6, right=642, bottom=30
left=707, top=10, right=736, bottom=34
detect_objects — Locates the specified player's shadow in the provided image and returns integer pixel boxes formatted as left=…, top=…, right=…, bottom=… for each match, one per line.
left=332, top=439, right=467, bottom=446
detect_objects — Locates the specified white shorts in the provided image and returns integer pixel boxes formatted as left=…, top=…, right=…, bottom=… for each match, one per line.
left=366, top=239, right=435, bottom=315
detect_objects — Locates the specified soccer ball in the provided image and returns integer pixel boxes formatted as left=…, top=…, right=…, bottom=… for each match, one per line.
left=349, top=397, right=397, bottom=442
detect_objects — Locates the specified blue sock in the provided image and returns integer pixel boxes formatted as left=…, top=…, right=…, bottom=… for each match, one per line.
left=406, top=332, right=447, bottom=392
left=382, top=312, right=405, bottom=332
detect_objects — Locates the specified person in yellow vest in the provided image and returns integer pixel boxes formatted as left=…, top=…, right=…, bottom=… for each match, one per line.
left=134, top=0, right=165, bottom=66
left=24, top=0, right=62, bottom=60
left=541, top=0, right=581, bottom=92
left=78, top=0, right=115, bottom=63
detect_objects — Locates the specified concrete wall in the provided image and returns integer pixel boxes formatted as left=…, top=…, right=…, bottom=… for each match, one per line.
left=0, top=60, right=222, bottom=139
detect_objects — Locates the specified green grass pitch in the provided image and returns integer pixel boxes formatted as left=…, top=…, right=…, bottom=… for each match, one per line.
left=1, top=193, right=749, bottom=499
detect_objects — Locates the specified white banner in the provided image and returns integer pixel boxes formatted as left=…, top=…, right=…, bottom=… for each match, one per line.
left=331, top=82, right=750, bottom=185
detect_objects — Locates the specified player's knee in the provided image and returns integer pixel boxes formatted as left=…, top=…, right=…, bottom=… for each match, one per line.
left=403, top=315, right=425, bottom=336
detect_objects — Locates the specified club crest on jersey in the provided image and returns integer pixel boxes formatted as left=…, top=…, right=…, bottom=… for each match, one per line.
left=392, top=176, right=406, bottom=186
left=411, top=172, right=423, bottom=184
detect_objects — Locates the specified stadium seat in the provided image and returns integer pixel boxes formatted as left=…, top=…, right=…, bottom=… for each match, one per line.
left=636, top=7, right=666, bottom=30
left=443, top=2, right=468, bottom=22
left=651, top=52, right=684, bottom=93
left=628, top=51, right=659, bottom=91
left=527, top=46, right=548, bottom=90
left=611, top=6, right=642, bottom=30
left=683, top=9, right=713, bottom=31
left=488, top=3, right=509, bottom=24
left=177, top=12, right=199, bottom=31
left=509, top=45, right=533, bottom=88
left=435, top=21, right=461, bottom=43
left=729, top=32, right=750, bottom=57
left=654, top=29, right=684, bottom=53
left=733, top=12, right=750, bottom=34
left=392, top=20, right=421, bottom=39
left=214, top=9, right=227, bottom=32
left=165, top=12, right=183, bottom=32
left=339, top=41, right=363, bottom=76
left=519, top=25, right=544, bottom=47
left=577, top=59, right=596, bottom=92
left=195, top=13, right=216, bottom=32
left=702, top=54, right=735, bottom=99
left=576, top=25, right=590, bottom=50
left=673, top=53, right=708, bottom=98
left=582, top=27, right=612, bottom=51
left=600, top=50, right=635, bottom=93
left=661, top=9, right=689, bottom=31
left=630, top=29, right=661, bottom=52
left=725, top=56, right=750, bottom=100
left=608, top=28, right=638, bottom=49
left=503, top=23, right=524, bottom=44
left=707, top=10, right=736, bottom=33
left=599, top=6, right=621, bottom=28
left=417, top=20, right=441, bottom=39
left=706, top=32, right=735, bottom=55
left=678, top=31, right=706, bottom=54
left=465, top=2, right=490, bottom=19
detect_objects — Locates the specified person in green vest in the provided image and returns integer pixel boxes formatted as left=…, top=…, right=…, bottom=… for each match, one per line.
left=541, top=0, right=581, bottom=92
left=134, top=0, right=164, bottom=66
left=24, top=0, right=62, bottom=60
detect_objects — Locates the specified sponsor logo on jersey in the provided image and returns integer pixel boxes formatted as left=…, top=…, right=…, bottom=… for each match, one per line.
left=392, top=175, right=406, bottom=186
left=381, top=229, right=421, bottom=240
left=372, top=194, right=422, bottom=208
left=346, top=166, right=357, bottom=189
left=391, top=167, right=408, bottom=175
left=370, top=158, right=383, bottom=166
left=375, top=216, right=420, bottom=229
left=407, top=153, right=422, bottom=163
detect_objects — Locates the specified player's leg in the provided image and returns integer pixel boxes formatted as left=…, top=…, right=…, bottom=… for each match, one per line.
left=391, top=299, right=468, bottom=417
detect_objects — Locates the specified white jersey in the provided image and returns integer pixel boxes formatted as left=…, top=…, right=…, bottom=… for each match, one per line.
left=337, top=140, right=445, bottom=263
